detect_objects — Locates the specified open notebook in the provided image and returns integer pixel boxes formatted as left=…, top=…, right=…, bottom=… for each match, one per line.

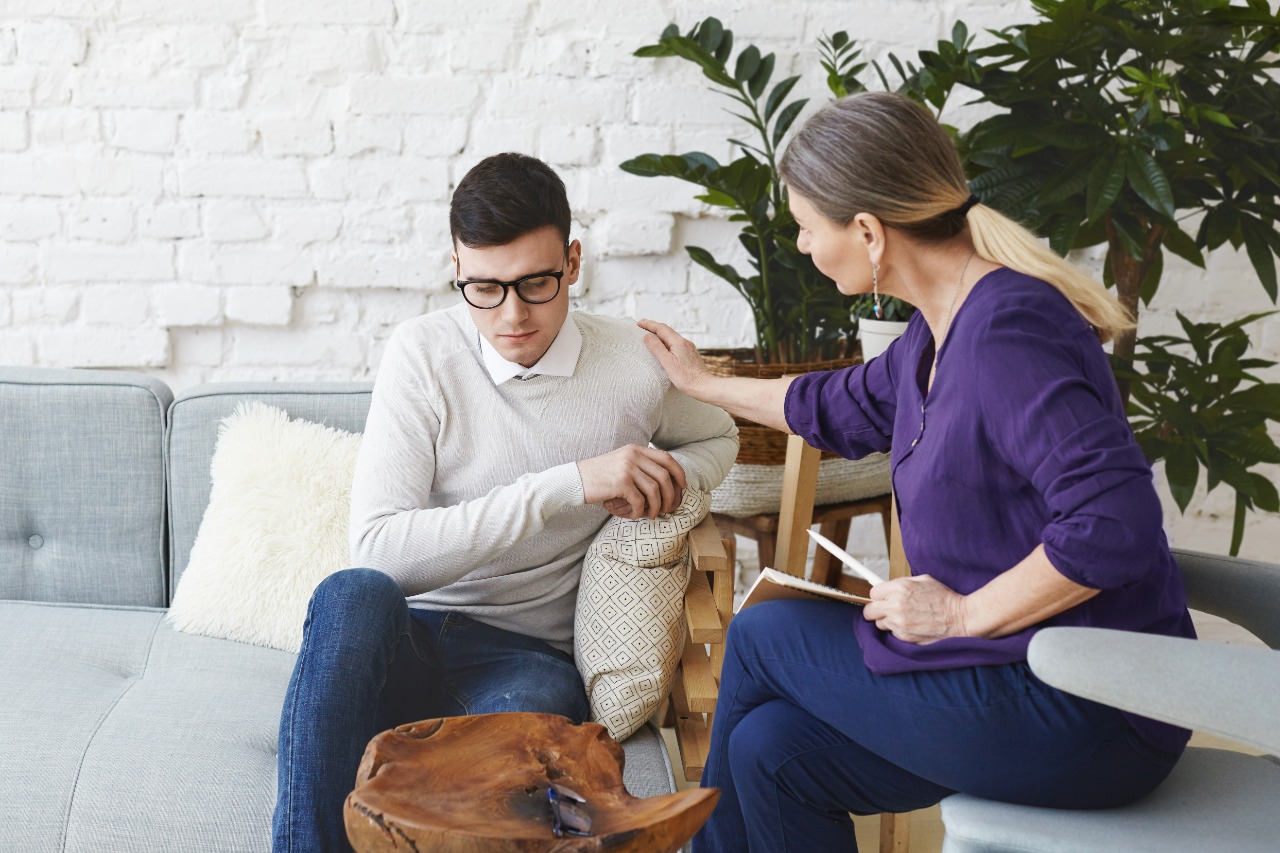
left=738, top=567, right=872, bottom=611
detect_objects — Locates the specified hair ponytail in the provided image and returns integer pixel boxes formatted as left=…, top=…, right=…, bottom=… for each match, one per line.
left=965, top=204, right=1132, bottom=343
left=779, top=92, right=1133, bottom=343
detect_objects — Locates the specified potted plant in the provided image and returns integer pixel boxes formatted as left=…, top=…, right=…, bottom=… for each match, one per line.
left=895, top=0, right=1280, bottom=554
left=620, top=19, right=900, bottom=515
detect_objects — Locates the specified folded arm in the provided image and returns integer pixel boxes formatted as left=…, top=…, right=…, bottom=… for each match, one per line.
left=348, top=333, right=583, bottom=595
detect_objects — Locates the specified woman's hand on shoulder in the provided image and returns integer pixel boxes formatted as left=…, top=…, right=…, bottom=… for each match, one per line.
left=862, top=575, right=970, bottom=645
left=638, top=319, right=711, bottom=398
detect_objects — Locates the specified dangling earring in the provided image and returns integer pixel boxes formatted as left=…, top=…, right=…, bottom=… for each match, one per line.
left=872, top=264, right=882, bottom=319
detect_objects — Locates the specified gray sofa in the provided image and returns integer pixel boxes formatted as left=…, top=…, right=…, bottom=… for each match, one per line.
left=1, top=366, right=680, bottom=852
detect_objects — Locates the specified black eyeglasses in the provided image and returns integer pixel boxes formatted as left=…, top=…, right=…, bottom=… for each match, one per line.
left=546, top=783, right=593, bottom=838
left=455, top=270, right=564, bottom=310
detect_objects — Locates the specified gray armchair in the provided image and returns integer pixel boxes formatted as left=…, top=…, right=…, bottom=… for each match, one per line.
left=940, top=549, right=1280, bottom=852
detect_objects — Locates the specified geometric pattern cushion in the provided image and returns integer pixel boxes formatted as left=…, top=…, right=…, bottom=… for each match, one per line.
left=576, top=488, right=709, bottom=741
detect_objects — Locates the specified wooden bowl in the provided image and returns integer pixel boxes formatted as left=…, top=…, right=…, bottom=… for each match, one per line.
left=344, top=712, right=719, bottom=852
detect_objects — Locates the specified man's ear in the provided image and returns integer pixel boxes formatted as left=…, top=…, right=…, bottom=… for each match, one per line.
left=565, top=239, right=583, bottom=286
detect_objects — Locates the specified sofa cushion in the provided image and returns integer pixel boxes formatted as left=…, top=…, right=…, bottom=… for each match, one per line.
left=0, top=599, right=679, bottom=852
left=0, top=367, right=171, bottom=607
left=0, top=600, right=292, bottom=852
left=169, top=402, right=363, bottom=652
left=166, top=383, right=371, bottom=600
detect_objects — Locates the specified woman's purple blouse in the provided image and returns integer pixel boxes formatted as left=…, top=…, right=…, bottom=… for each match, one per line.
left=784, top=268, right=1195, bottom=751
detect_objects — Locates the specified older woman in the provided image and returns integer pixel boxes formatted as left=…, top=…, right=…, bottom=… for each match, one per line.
left=641, top=92, right=1194, bottom=852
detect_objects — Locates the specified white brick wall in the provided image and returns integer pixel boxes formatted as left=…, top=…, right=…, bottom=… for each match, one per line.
left=1, top=1, right=1277, bottom=558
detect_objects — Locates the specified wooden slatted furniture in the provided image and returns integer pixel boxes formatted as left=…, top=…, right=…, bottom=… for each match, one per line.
left=665, top=436, right=910, bottom=851
left=666, top=514, right=734, bottom=783
left=773, top=433, right=912, bottom=853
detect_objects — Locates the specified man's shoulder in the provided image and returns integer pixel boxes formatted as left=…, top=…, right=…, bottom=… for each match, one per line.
left=389, top=304, right=473, bottom=354
left=573, top=311, right=649, bottom=353
left=574, top=311, right=664, bottom=376
left=377, top=305, right=477, bottom=388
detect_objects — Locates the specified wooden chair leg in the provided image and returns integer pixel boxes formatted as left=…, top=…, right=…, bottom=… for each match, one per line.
left=811, top=517, right=853, bottom=586
left=757, top=532, right=777, bottom=574
left=879, top=811, right=910, bottom=852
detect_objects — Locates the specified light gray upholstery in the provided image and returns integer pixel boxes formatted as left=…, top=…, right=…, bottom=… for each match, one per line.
left=166, top=382, right=371, bottom=599
left=0, top=366, right=171, bottom=606
left=941, top=549, right=1280, bottom=852
left=942, top=749, right=1280, bottom=853
left=1, top=600, right=292, bottom=852
left=1029, top=627, right=1280, bottom=756
left=2, top=368, right=680, bottom=852
left=1175, top=547, right=1280, bottom=648
left=2, top=598, right=677, bottom=852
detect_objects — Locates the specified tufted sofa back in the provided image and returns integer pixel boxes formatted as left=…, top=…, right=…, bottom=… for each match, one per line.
left=165, top=382, right=371, bottom=599
left=0, top=367, right=172, bottom=607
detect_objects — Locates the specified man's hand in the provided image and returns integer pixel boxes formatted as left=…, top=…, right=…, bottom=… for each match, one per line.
left=638, top=319, right=711, bottom=400
left=578, top=444, right=687, bottom=519
left=861, top=575, right=970, bottom=645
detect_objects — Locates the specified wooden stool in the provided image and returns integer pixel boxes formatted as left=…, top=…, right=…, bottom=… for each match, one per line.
left=344, top=712, right=718, bottom=853
left=714, top=492, right=892, bottom=590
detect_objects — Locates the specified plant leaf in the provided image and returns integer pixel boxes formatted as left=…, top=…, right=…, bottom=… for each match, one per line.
left=734, top=44, right=761, bottom=84
left=1086, top=151, right=1127, bottom=224
left=772, top=99, right=807, bottom=148
left=1165, top=445, right=1199, bottom=512
left=1126, top=147, right=1176, bottom=220
left=764, top=75, right=801, bottom=122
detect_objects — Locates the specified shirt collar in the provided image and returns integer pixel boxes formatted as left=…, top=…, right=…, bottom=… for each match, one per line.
left=478, top=314, right=582, bottom=384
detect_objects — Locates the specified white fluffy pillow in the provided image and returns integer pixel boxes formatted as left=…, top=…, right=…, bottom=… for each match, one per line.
left=167, top=402, right=361, bottom=653
left=575, top=489, right=709, bottom=741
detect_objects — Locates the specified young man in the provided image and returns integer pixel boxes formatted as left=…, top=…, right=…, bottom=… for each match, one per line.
left=272, top=152, right=739, bottom=852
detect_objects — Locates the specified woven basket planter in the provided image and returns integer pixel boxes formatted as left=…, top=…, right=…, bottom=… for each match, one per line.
left=701, top=348, right=893, bottom=517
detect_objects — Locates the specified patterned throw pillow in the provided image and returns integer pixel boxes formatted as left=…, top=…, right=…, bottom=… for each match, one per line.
left=574, top=488, right=710, bottom=741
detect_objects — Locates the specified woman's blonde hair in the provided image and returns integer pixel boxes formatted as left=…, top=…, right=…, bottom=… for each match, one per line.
left=778, top=92, right=1133, bottom=343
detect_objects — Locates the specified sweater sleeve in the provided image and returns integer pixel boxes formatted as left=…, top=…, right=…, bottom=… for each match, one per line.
left=652, top=379, right=740, bottom=493
left=348, top=326, right=584, bottom=595
left=782, top=332, right=904, bottom=459
left=975, top=300, right=1165, bottom=590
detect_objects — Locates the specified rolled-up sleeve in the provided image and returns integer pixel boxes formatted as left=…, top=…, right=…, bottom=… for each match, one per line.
left=975, top=303, right=1163, bottom=590
left=783, top=333, right=903, bottom=460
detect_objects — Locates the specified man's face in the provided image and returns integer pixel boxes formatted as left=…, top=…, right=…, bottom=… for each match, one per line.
left=453, top=225, right=581, bottom=368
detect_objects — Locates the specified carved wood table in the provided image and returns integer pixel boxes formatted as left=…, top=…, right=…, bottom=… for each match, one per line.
left=344, top=712, right=718, bottom=852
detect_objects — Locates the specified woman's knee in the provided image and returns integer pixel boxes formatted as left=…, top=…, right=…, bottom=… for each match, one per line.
left=727, top=700, right=794, bottom=779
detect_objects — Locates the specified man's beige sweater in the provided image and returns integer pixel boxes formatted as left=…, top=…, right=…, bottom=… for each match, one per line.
left=349, top=304, right=739, bottom=651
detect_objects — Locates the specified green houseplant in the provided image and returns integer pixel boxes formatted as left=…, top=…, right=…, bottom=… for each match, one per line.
left=620, top=19, right=914, bottom=367
left=896, top=0, right=1280, bottom=554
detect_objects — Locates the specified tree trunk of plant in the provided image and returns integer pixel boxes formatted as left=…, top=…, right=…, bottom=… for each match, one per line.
left=1105, top=216, right=1164, bottom=409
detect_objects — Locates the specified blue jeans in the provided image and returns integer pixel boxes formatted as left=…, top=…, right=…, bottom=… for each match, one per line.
left=696, top=600, right=1182, bottom=852
left=272, top=568, right=589, bottom=853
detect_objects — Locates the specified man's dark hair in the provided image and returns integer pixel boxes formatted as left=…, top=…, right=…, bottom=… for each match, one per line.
left=450, top=153, right=572, bottom=248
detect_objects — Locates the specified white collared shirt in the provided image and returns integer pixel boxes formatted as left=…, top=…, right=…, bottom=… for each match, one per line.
left=478, top=314, right=582, bottom=384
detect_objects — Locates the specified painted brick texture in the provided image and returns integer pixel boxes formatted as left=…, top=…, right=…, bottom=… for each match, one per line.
left=0, top=1, right=1275, bottom=557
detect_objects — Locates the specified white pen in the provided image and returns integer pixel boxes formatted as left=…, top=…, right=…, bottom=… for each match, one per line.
left=807, top=529, right=887, bottom=587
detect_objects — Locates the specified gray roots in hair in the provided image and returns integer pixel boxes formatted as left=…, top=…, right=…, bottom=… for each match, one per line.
left=779, top=92, right=971, bottom=241
left=778, top=92, right=1134, bottom=342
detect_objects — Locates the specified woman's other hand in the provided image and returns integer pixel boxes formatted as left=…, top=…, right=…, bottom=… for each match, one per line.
left=863, top=575, right=970, bottom=644
left=638, top=319, right=711, bottom=399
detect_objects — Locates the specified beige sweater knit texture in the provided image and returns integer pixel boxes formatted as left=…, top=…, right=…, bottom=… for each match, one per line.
left=349, top=304, right=739, bottom=651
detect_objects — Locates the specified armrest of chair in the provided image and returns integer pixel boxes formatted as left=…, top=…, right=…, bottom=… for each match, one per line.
left=1028, top=627, right=1280, bottom=755
left=1173, top=548, right=1280, bottom=649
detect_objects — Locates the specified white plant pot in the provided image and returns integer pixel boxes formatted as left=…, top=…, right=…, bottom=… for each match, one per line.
left=857, top=318, right=910, bottom=361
